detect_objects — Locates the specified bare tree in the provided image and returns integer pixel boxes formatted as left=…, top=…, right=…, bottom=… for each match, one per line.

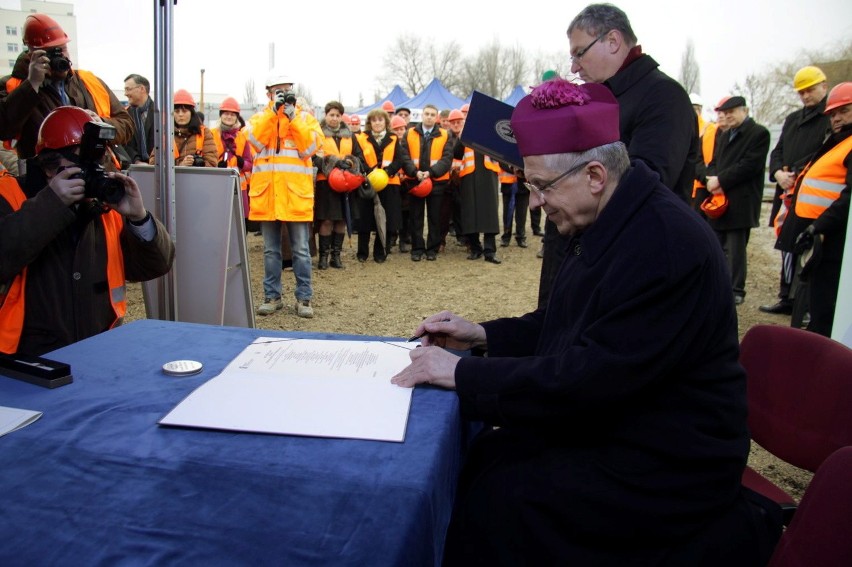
left=457, top=40, right=531, bottom=99
left=243, top=78, right=257, bottom=108
left=382, top=35, right=429, bottom=95
left=530, top=51, right=575, bottom=84
left=679, top=39, right=701, bottom=94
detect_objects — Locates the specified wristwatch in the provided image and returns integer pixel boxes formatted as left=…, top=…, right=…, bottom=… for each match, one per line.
left=128, top=211, right=152, bottom=226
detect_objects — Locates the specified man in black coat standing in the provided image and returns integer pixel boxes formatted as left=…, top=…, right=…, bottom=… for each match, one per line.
left=122, top=74, right=156, bottom=165
left=759, top=66, right=830, bottom=315
left=538, top=3, right=697, bottom=307
left=704, top=96, right=771, bottom=305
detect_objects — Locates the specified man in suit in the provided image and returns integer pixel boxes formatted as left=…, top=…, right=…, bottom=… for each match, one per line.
left=123, top=74, right=155, bottom=165
left=704, top=96, right=771, bottom=305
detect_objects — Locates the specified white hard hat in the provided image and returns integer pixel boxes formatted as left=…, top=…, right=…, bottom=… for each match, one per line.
left=689, top=92, right=703, bottom=106
left=266, top=72, right=294, bottom=89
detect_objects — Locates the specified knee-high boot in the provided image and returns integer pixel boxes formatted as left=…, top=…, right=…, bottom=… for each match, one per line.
left=318, top=234, right=331, bottom=270
left=331, top=232, right=345, bottom=269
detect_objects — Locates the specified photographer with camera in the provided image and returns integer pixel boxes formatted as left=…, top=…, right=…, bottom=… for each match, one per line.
left=246, top=73, right=323, bottom=319
left=149, top=90, right=216, bottom=168
left=0, top=107, right=175, bottom=356
left=0, top=14, right=132, bottom=164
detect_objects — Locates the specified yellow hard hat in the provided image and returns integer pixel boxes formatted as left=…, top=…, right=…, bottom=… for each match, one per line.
left=793, top=66, right=827, bottom=92
left=367, top=168, right=389, bottom=192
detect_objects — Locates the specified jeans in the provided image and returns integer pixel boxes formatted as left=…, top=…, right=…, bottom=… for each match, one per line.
left=260, top=220, right=313, bottom=302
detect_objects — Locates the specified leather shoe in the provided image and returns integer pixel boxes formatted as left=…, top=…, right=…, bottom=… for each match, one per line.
left=734, top=295, right=744, bottom=306
left=758, top=301, right=793, bottom=315
left=426, top=251, right=437, bottom=261
left=467, top=251, right=483, bottom=260
left=484, top=254, right=502, bottom=264
left=411, top=252, right=423, bottom=262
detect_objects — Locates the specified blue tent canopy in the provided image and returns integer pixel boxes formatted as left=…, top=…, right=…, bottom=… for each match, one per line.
left=398, top=78, right=467, bottom=121
left=351, top=85, right=410, bottom=115
left=502, top=85, right=527, bottom=107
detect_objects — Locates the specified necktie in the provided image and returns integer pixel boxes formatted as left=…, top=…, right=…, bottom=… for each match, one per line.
left=56, top=81, right=69, bottom=105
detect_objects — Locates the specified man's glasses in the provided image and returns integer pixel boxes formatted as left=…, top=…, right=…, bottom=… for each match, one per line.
left=524, top=161, right=590, bottom=196
left=123, top=85, right=142, bottom=94
left=571, top=31, right=609, bottom=63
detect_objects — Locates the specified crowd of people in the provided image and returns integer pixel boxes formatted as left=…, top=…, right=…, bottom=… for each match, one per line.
left=1, top=5, right=850, bottom=565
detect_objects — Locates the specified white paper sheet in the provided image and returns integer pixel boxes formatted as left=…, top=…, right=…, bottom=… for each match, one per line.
left=0, top=406, right=42, bottom=437
left=159, top=337, right=418, bottom=442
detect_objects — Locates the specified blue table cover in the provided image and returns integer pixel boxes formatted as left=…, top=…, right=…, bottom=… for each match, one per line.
left=0, top=320, right=468, bottom=566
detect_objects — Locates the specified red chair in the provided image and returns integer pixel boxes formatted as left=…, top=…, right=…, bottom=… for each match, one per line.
left=767, top=446, right=852, bottom=567
left=739, top=324, right=852, bottom=524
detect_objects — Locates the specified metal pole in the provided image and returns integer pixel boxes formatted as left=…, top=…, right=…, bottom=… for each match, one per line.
left=200, top=68, right=205, bottom=110
left=154, top=0, right=177, bottom=320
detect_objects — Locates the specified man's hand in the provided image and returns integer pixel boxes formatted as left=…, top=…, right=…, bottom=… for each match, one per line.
left=391, top=346, right=460, bottom=390
left=775, top=169, right=795, bottom=191
left=706, top=176, right=721, bottom=194
left=26, top=49, right=50, bottom=90
left=283, top=103, right=296, bottom=120
left=273, top=90, right=287, bottom=111
left=107, top=171, right=147, bottom=221
left=49, top=166, right=85, bottom=206
left=411, top=310, right=487, bottom=350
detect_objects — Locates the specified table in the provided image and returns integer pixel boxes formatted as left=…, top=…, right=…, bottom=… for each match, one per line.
left=0, top=320, right=470, bottom=566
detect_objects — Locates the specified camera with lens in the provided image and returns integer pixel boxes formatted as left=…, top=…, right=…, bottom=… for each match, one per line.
left=274, top=89, right=298, bottom=109
left=43, top=46, right=71, bottom=73
left=74, top=121, right=125, bottom=204
left=191, top=154, right=206, bottom=167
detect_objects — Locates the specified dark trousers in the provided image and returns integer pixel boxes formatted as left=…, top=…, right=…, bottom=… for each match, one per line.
left=409, top=188, right=444, bottom=254
left=468, top=233, right=497, bottom=255
left=808, top=259, right=841, bottom=337
left=530, top=206, right=542, bottom=235
left=715, top=228, right=751, bottom=298
left=501, top=189, right=529, bottom=240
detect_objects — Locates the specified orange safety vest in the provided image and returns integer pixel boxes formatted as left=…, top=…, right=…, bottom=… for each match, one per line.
left=4, top=71, right=119, bottom=166
left=692, top=122, right=717, bottom=197
left=405, top=127, right=450, bottom=181
left=0, top=174, right=127, bottom=353
left=173, top=125, right=206, bottom=163
left=458, top=146, right=500, bottom=177
left=212, top=126, right=250, bottom=190
left=499, top=167, right=517, bottom=184
left=794, top=135, right=852, bottom=220
left=355, top=132, right=401, bottom=185
left=245, top=102, right=321, bottom=222
left=316, top=135, right=354, bottom=181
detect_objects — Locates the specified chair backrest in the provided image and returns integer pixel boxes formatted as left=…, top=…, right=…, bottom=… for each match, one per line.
left=768, top=446, right=852, bottom=567
left=740, top=324, right=852, bottom=472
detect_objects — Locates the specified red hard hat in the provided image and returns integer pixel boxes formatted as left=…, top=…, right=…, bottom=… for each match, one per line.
left=700, top=191, right=729, bottom=219
left=219, top=96, right=240, bottom=114
left=381, top=101, right=395, bottom=113
left=824, top=82, right=852, bottom=114
left=36, top=106, right=95, bottom=154
left=343, top=170, right=365, bottom=191
left=174, top=89, right=196, bottom=107
left=328, top=168, right=350, bottom=193
left=350, top=115, right=361, bottom=126
left=448, top=109, right=464, bottom=121
left=23, top=13, right=69, bottom=49
left=460, top=103, right=470, bottom=113
left=409, top=177, right=433, bottom=198
left=390, top=115, right=406, bottom=130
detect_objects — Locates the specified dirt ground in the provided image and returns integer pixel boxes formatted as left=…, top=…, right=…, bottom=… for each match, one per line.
left=125, top=202, right=812, bottom=500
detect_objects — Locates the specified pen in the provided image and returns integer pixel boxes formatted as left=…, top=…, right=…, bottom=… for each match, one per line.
left=407, top=319, right=450, bottom=342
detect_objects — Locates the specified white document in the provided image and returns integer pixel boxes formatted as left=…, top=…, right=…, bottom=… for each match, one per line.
left=0, top=406, right=43, bottom=437
left=159, top=337, right=418, bottom=442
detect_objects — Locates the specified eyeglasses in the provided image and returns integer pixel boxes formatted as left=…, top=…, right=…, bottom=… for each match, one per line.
left=524, top=161, right=590, bottom=196
left=123, top=85, right=142, bottom=94
left=571, top=31, right=609, bottom=63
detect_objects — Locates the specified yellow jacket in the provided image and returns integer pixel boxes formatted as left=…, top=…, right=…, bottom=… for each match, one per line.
left=246, top=102, right=322, bottom=222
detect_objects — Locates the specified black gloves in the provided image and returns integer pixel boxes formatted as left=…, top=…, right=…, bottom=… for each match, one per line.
left=794, top=224, right=816, bottom=256
left=236, top=156, right=244, bottom=169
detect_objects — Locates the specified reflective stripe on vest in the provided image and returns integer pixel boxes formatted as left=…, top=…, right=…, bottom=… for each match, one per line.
left=499, top=168, right=517, bottom=184
left=405, top=128, right=450, bottom=181
left=316, top=136, right=353, bottom=181
left=459, top=147, right=500, bottom=177
left=355, top=133, right=401, bottom=185
left=0, top=176, right=126, bottom=353
left=794, top=135, right=852, bottom=219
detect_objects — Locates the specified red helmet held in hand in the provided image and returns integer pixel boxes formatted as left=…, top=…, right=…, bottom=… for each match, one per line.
left=409, top=178, right=433, bottom=198
left=700, top=191, right=728, bottom=219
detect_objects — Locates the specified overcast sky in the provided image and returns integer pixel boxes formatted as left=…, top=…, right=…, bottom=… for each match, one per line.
left=4, top=0, right=850, bottom=114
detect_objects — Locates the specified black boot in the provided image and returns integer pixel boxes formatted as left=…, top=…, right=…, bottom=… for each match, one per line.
left=331, top=232, right=345, bottom=269
left=317, top=235, right=331, bottom=270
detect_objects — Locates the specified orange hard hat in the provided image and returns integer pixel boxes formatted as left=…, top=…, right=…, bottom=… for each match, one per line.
left=23, top=13, right=69, bottom=49
left=390, top=115, right=406, bottom=130
left=341, top=113, right=350, bottom=123
left=448, top=109, right=464, bottom=121
left=381, top=101, right=395, bottom=112
left=409, top=177, right=433, bottom=198
left=36, top=106, right=95, bottom=154
left=700, top=191, right=729, bottom=219
left=824, top=82, right=852, bottom=114
left=219, top=96, right=240, bottom=114
left=460, top=103, right=470, bottom=113
left=174, top=89, right=196, bottom=108
left=328, top=168, right=350, bottom=193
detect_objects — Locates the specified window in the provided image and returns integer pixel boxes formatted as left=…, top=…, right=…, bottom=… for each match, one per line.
left=8, top=59, right=16, bottom=67
left=7, top=43, right=19, bottom=53
left=6, top=26, right=17, bottom=36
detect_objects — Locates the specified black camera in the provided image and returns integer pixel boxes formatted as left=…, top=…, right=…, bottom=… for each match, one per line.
left=75, top=121, right=125, bottom=204
left=44, top=46, right=71, bottom=73
left=192, top=154, right=206, bottom=167
left=274, top=89, right=298, bottom=107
